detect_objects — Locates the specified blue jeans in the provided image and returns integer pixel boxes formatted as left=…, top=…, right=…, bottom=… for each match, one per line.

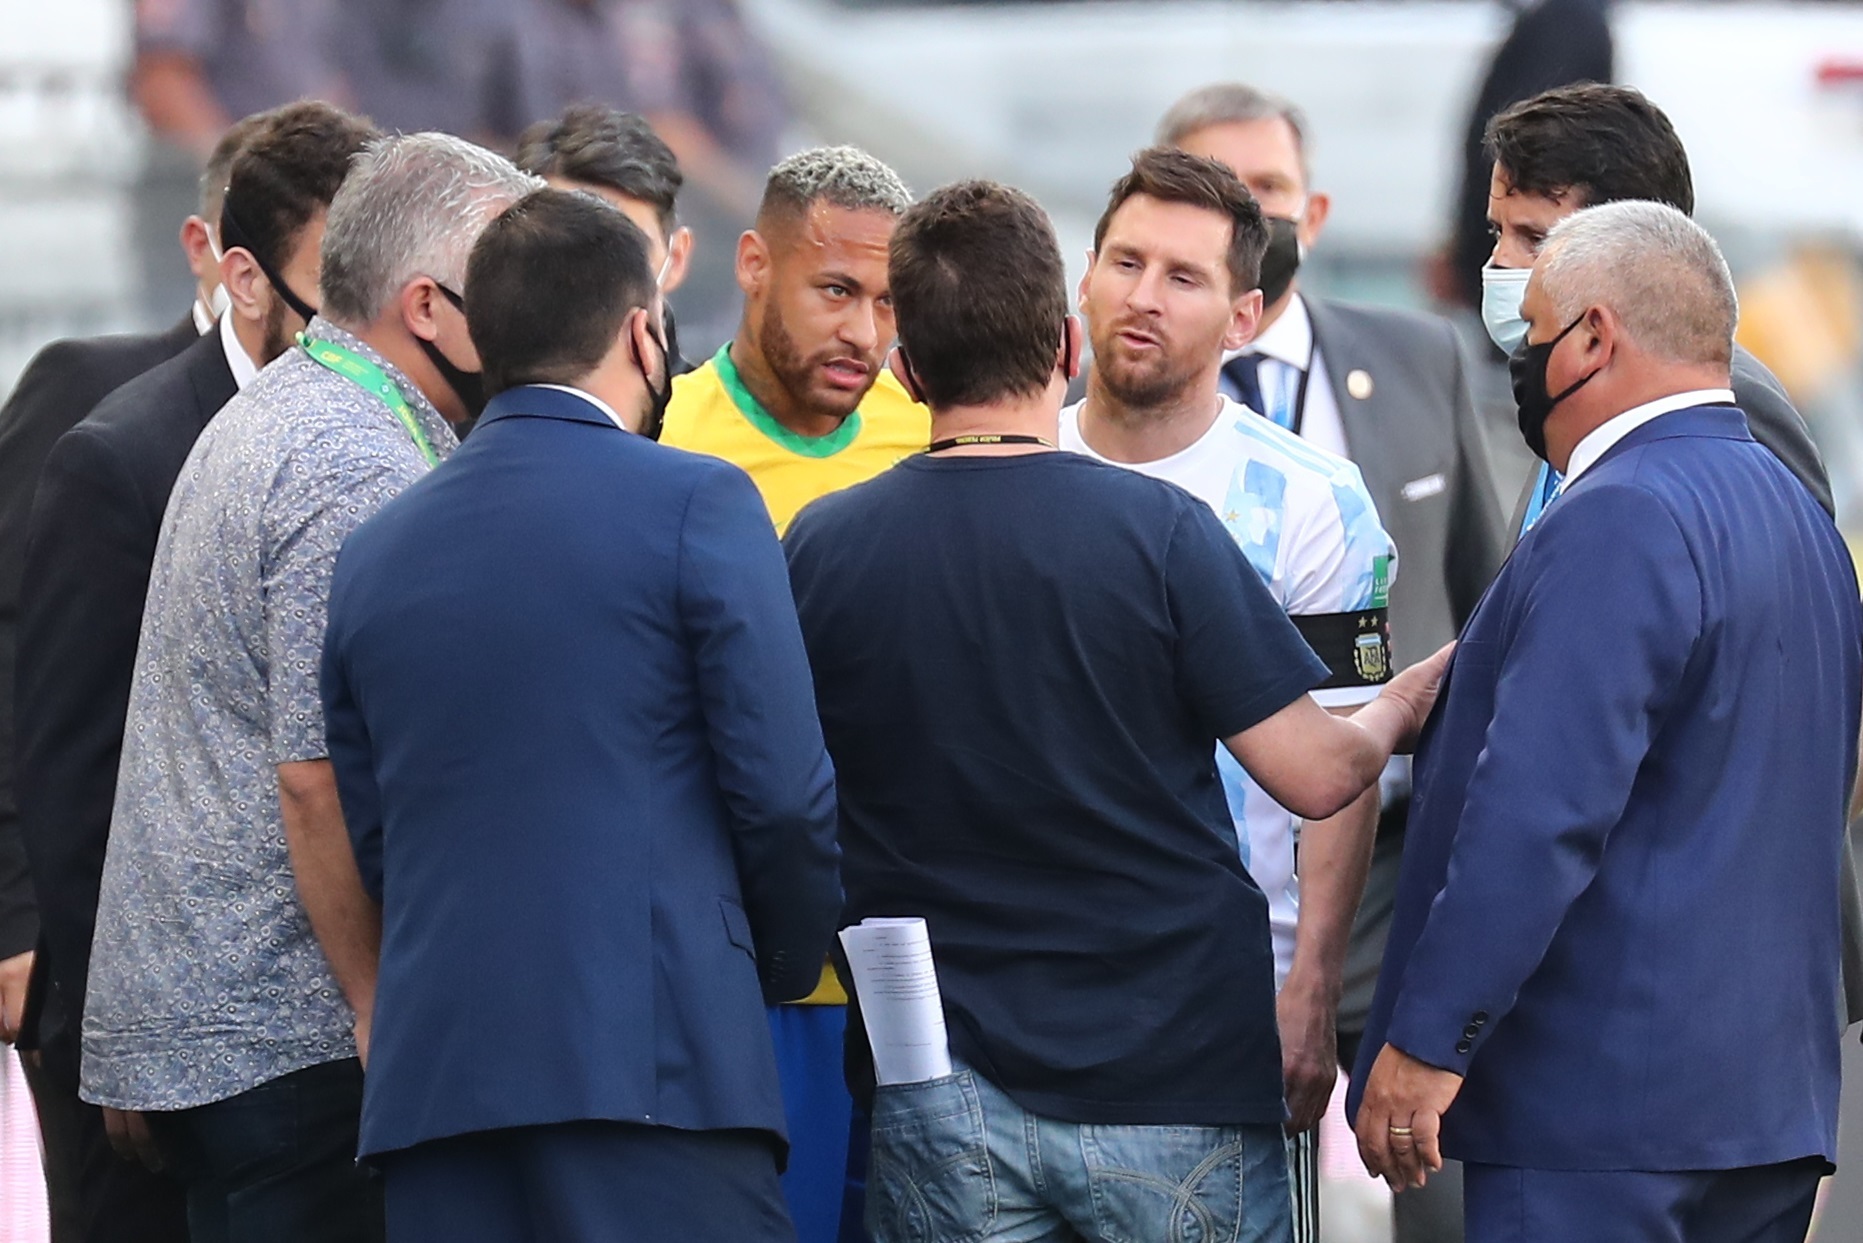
left=864, top=1067, right=1290, bottom=1243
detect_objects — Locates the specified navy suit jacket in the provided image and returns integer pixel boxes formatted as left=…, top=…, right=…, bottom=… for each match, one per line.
left=321, top=384, right=842, bottom=1161
left=1350, top=404, right=1861, bottom=1172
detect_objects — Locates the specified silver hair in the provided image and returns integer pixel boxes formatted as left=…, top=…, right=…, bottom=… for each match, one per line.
left=760, top=146, right=911, bottom=220
left=1536, top=200, right=1738, bottom=367
left=1156, top=83, right=1312, bottom=179
left=319, top=132, right=544, bottom=326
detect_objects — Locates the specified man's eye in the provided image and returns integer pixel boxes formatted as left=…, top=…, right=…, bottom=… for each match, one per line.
left=825, top=284, right=849, bottom=298
left=1115, top=258, right=1140, bottom=271
left=1486, top=222, right=1502, bottom=241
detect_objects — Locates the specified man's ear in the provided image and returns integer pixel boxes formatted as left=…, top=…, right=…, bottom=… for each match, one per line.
left=889, top=346, right=926, bottom=405
left=1297, top=191, right=1331, bottom=250
left=1077, top=255, right=1095, bottom=313
left=1060, top=314, right=1083, bottom=381
left=736, top=229, right=769, bottom=300
left=402, top=278, right=444, bottom=345
left=1222, top=288, right=1265, bottom=353
left=662, top=226, right=695, bottom=294
left=220, top=248, right=267, bottom=324
left=181, top=215, right=218, bottom=284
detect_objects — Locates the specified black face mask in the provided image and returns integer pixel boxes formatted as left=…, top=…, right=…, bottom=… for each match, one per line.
left=1508, top=312, right=1597, bottom=462
left=636, top=321, right=673, bottom=442
left=427, top=283, right=488, bottom=422
left=1257, top=216, right=1303, bottom=308
left=219, top=200, right=320, bottom=326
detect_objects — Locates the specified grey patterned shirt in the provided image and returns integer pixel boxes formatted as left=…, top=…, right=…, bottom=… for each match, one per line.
left=82, top=320, right=456, bottom=1111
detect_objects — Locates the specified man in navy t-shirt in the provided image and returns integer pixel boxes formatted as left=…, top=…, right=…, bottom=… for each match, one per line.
left=784, top=177, right=1448, bottom=1243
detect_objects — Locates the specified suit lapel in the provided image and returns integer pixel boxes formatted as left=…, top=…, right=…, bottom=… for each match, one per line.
left=187, top=333, right=240, bottom=433
left=1304, top=298, right=1395, bottom=501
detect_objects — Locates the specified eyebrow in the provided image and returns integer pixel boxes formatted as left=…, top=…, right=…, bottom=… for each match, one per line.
left=819, top=270, right=866, bottom=293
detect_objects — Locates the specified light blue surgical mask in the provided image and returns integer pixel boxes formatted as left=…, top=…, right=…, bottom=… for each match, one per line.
left=1480, top=265, right=1533, bottom=355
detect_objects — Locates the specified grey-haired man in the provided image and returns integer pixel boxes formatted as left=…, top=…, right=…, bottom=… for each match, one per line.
left=80, top=133, right=540, bottom=1243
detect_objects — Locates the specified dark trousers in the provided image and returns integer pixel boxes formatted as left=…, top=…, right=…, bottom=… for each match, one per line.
left=381, top=1120, right=795, bottom=1243
left=1463, top=1159, right=1824, bottom=1243
left=18, top=985, right=189, bottom=1243
left=145, top=1058, right=383, bottom=1243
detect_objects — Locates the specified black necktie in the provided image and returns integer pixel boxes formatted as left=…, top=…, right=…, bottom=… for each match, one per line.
left=1222, top=352, right=1266, bottom=420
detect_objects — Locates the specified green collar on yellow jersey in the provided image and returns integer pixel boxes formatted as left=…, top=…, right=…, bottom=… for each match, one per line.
left=714, top=343, right=865, bottom=459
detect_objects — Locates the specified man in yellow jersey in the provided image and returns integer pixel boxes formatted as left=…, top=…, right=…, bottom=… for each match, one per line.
left=662, top=145, right=924, bottom=1243
left=664, top=145, right=927, bottom=536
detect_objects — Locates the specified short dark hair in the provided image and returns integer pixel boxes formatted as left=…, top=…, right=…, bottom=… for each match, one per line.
left=200, top=110, right=275, bottom=220
left=1093, top=147, right=1268, bottom=296
left=465, top=189, right=658, bottom=396
left=218, top=102, right=377, bottom=278
left=514, top=106, right=683, bottom=237
left=1485, top=84, right=1694, bottom=215
left=889, top=180, right=1066, bottom=409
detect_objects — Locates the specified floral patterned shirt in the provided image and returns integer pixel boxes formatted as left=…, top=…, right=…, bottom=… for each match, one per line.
left=80, top=320, right=456, bottom=1111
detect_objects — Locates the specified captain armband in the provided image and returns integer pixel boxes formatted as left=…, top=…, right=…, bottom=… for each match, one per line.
left=1292, top=608, right=1393, bottom=690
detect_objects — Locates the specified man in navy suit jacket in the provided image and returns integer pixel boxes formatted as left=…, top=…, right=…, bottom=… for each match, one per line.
left=320, top=189, right=840, bottom=1243
left=1350, top=201, right=1862, bottom=1243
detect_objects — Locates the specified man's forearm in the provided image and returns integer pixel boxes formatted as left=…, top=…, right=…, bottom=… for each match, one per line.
left=1284, top=783, right=1381, bottom=1005
left=277, top=760, right=380, bottom=1024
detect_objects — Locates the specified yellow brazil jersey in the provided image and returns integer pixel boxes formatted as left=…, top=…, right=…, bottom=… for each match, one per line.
left=663, top=344, right=930, bottom=536
left=662, top=345, right=926, bottom=1003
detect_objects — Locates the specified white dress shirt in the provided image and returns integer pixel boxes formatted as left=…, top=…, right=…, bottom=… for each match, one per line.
left=1558, top=387, right=1736, bottom=490
left=1220, top=293, right=1348, bottom=457
left=219, top=309, right=259, bottom=392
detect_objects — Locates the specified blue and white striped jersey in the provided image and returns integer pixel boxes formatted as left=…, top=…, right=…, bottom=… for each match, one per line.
left=1062, top=396, right=1397, bottom=987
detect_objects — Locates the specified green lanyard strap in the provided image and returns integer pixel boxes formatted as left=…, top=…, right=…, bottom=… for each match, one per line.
left=298, top=333, right=442, bottom=468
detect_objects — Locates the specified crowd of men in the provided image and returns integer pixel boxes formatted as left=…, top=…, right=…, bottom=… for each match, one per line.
left=0, top=73, right=1855, bottom=1243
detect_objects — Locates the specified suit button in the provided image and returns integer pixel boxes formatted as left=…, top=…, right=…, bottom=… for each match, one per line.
left=1455, top=1039, right=1473, bottom=1054
left=1462, top=1024, right=1479, bottom=1040
left=1473, top=1012, right=1488, bottom=1025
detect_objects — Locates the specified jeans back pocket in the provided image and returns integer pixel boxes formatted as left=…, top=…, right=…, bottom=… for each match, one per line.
left=865, top=1071, right=998, bottom=1243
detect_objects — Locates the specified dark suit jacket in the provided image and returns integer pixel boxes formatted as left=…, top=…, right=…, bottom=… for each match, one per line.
left=1351, top=405, right=1860, bottom=1170
left=16, top=329, right=238, bottom=1030
left=1501, top=352, right=1863, bottom=1025
left=322, top=384, right=841, bottom=1161
left=1307, top=297, right=1507, bottom=667
left=0, top=316, right=196, bottom=972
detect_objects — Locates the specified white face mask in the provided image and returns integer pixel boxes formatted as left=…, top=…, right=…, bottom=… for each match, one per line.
left=1480, top=265, right=1533, bottom=355
left=203, top=227, right=231, bottom=319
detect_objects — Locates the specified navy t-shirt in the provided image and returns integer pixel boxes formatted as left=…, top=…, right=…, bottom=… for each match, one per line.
left=784, top=451, right=1328, bottom=1126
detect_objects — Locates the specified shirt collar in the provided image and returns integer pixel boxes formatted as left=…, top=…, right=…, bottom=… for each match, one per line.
left=1222, top=292, right=1313, bottom=370
left=218, top=307, right=260, bottom=391
left=1560, top=387, right=1736, bottom=487
left=532, top=384, right=630, bottom=431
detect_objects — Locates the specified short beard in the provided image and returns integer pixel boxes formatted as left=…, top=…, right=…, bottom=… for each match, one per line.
left=759, top=298, right=867, bottom=422
left=259, top=295, right=293, bottom=366
left=1093, top=345, right=1202, bottom=417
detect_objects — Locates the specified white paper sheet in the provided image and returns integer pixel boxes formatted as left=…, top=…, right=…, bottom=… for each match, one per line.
left=837, top=916, right=953, bottom=1086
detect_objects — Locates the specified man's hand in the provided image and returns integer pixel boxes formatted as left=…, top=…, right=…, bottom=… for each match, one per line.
left=1277, top=978, right=1338, bottom=1134
left=102, top=1107, right=165, bottom=1171
left=0, top=950, right=31, bottom=1044
left=1354, top=1042, right=1463, bottom=1191
left=1378, top=643, right=1455, bottom=753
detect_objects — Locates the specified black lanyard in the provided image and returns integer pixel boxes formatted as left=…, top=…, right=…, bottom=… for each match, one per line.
left=924, top=434, right=1055, bottom=453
